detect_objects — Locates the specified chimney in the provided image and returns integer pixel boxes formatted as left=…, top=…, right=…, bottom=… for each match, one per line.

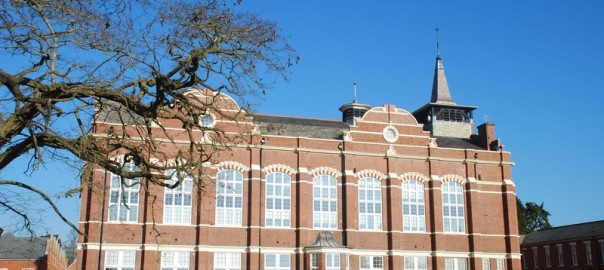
left=477, top=122, right=497, bottom=150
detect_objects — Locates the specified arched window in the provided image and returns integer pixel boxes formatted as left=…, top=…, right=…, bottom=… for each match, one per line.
left=108, top=162, right=140, bottom=222
left=313, top=174, right=338, bottom=229
left=358, top=177, right=382, bottom=230
left=442, top=182, right=465, bottom=233
left=265, top=172, right=291, bottom=227
left=402, top=180, right=425, bottom=232
left=163, top=169, right=193, bottom=224
left=215, top=169, right=243, bottom=226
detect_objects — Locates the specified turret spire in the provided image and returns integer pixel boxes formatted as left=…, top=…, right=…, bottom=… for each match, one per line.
left=430, top=48, right=455, bottom=104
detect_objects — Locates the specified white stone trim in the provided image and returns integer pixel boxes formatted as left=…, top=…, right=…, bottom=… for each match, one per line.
left=355, top=169, right=387, bottom=181
left=309, top=167, right=342, bottom=178
left=262, top=164, right=297, bottom=176
left=399, top=172, right=430, bottom=183
left=440, top=174, right=466, bottom=184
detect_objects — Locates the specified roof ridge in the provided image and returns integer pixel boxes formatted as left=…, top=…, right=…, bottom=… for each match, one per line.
left=536, top=219, right=604, bottom=232
left=251, top=113, right=343, bottom=123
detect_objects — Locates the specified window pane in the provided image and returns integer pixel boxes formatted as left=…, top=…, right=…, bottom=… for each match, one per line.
left=313, top=175, right=338, bottom=229
left=215, top=170, right=244, bottom=226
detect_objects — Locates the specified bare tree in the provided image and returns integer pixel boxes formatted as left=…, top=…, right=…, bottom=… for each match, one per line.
left=0, top=0, right=296, bottom=234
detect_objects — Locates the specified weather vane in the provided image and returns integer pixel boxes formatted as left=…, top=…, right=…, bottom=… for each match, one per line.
left=435, top=24, right=440, bottom=57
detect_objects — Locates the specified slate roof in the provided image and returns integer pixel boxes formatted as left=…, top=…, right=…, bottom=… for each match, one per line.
left=252, top=114, right=349, bottom=140
left=434, top=136, right=485, bottom=150
left=96, top=106, right=486, bottom=150
left=305, top=231, right=348, bottom=249
left=0, top=233, right=47, bottom=260
left=522, top=220, right=604, bottom=245
left=96, top=102, right=145, bottom=125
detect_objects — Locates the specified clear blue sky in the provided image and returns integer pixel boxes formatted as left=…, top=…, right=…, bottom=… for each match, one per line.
left=2, top=0, right=603, bottom=240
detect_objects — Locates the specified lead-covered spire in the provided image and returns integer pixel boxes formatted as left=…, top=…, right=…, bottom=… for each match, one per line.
left=430, top=56, right=455, bottom=105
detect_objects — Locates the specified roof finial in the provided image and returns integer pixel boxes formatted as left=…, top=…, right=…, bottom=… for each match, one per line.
left=435, top=24, right=440, bottom=58
left=353, top=81, right=358, bottom=103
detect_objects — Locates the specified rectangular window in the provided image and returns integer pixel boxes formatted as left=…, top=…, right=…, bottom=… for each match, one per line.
left=570, top=243, right=577, bottom=266
left=496, top=258, right=505, bottom=270
left=585, top=242, right=593, bottom=265
left=445, top=258, right=467, bottom=270
left=265, top=172, right=291, bottom=227
left=108, top=163, right=140, bottom=222
left=360, top=255, right=383, bottom=270
left=482, top=258, right=490, bottom=270
left=404, top=256, right=427, bottom=270
left=310, top=254, right=319, bottom=270
left=442, top=182, right=465, bottom=233
left=522, top=248, right=527, bottom=269
left=402, top=180, right=426, bottom=232
left=214, top=252, right=241, bottom=270
left=346, top=254, right=350, bottom=270
left=358, top=178, right=382, bottom=230
left=161, top=251, right=189, bottom=270
left=600, top=241, right=604, bottom=265
left=556, top=245, right=564, bottom=266
left=164, top=170, right=193, bottom=224
left=215, top=170, right=244, bottom=226
left=265, top=253, right=290, bottom=270
left=313, top=175, right=338, bottom=229
left=326, top=253, right=340, bottom=270
left=544, top=246, right=551, bottom=267
left=532, top=247, right=539, bottom=268
left=105, top=250, right=135, bottom=270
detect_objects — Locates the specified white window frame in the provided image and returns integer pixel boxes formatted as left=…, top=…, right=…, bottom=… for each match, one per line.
left=360, top=255, right=383, bottom=270
left=215, top=169, right=244, bottom=226
left=585, top=241, right=593, bottom=265
left=496, top=258, right=505, bottom=270
left=326, top=253, right=340, bottom=270
left=600, top=240, right=604, bottom=265
left=214, top=252, right=241, bottom=270
left=200, top=113, right=215, bottom=127
left=310, top=254, right=319, bottom=270
left=264, top=253, right=290, bottom=270
left=445, top=257, right=467, bottom=270
left=163, top=170, right=193, bottom=224
left=404, top=256, right=427, bottom=270
left=402, top=180, right=425, bottom=232
left=570, top=243, right=577, bottom=266
left=556, top=245, right=564, bottom=267
left=313, top=175, right=338, bottom=229
left=442, top=182, right=465, bottom=233
left=482, top=258, right=490, bottom=270
left=522, top=248, right=528, bottom=269
left=532, top=247, right=539, bottom=268
left=108, top=162, right=140, bottom=223
left=358, top=177, right=382, bottom=231
left=161, top=251, right=190, bottom=270
left=544, top=246, right=551, bottom=267
left=265, top=172, right=291, bottom=227
left=105, top=250, right=135, bottom=270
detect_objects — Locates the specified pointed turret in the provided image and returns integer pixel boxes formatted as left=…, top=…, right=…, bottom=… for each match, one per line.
left=413, top=55, right=477, bottom=138
left=430, top=56, right=455, bottom=105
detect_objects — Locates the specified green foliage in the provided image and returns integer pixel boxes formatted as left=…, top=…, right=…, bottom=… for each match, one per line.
left=517, top=197, right=552, bottom=235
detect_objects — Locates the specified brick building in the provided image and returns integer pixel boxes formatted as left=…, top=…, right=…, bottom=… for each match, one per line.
left=0, top=231, right=67, bottom=270
left=77, top=54, right=522, bottom=270
left=520, top=220, right=604, bottom=270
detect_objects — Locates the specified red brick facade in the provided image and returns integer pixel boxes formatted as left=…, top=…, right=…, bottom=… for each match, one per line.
left=77, top=59, right=521, bottom=270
